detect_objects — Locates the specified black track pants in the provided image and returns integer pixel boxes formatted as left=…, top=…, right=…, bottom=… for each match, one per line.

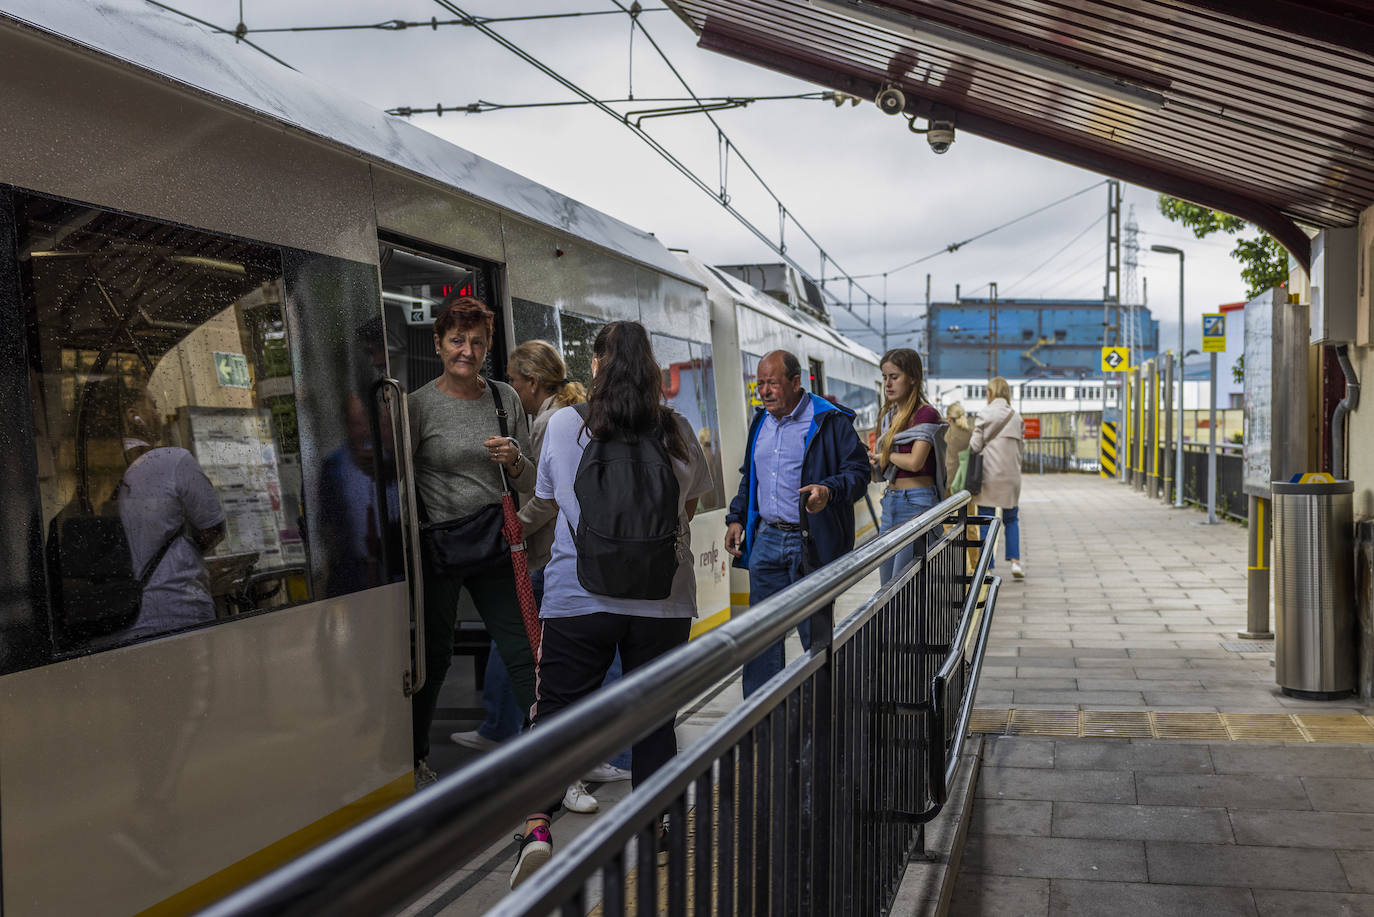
left=532, top=612, right=692, bottom=814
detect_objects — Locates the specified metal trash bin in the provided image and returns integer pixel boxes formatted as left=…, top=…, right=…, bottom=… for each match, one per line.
left=1272, top=480, right=1357, bottom=699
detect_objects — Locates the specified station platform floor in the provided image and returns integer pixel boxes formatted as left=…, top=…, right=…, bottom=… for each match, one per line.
left=955, top=473, right=1374, bottom=916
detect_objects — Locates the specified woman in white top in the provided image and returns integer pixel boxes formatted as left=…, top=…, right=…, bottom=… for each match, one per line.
left=510, top=321, right=711, bottom=889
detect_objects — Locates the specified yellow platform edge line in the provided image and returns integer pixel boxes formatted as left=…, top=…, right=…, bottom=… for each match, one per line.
left=969, top=708, right=1374, bottom=743
left=137, top=773, right=414, bottom=917
left=690, top=605, right=731, bottom=639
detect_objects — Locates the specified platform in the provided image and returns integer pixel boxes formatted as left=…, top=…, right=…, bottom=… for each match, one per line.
left=954, top=474, right=1374, bottom=915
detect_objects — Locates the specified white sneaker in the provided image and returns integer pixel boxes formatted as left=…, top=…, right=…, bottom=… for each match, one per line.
left=450, top=729, right=501, bottom=751
left=562, top=781, right=599, bottom=814
left=585, top=763, right=632, bottom=783
left=1011, top=560, right=1024, bottom=579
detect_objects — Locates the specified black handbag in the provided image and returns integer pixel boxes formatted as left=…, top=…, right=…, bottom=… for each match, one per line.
left=418, top=381, right=518, bottom=578
left=965, top=450, right=985, bottom=494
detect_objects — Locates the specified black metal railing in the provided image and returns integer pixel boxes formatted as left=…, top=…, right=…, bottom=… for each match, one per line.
left=1022, top=436, right=1073, bottom=474
left=1181, top=442, right=1247, bottom=521
left=196, top=495, right=1001, bottom=917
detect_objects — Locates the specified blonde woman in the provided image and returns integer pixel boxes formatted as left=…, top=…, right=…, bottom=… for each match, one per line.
left=970, top=377, right=1025, bottom=578
left=944, top=402, right=973, bottom=495
left=869, top=348, right=944, bottom=585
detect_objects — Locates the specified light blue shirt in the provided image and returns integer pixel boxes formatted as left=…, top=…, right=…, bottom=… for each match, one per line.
left=754, top=392, right=813, bottom=525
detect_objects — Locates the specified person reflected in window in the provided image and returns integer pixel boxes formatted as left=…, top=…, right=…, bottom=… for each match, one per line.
left=319, top=392, right=398, bottom=594
left=114, top=387, right=226, bottom=642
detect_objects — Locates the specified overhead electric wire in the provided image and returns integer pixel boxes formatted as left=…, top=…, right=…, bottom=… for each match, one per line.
left=602, top=0, right=883, bottom=330
left=143, top=0, right=296, bottom=69
left=999, top=213, right=1108, bottom=296
left=819, top=179, right=1108, bottom=283
left=423, top=0, right=878, bottom=333
left=237, top=7, right=672, bottom=34
left=387, top=91, right=835, bottom=117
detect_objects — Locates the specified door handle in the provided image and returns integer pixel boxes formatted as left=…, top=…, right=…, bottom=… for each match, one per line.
left=371, top=377, right=426, bottom=697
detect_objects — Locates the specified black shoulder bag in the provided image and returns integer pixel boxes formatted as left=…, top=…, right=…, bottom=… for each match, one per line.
left=418, top=381, right=517, bottom=578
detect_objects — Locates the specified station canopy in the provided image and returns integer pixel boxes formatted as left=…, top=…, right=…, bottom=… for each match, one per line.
left=666, top=0, right=1374, bottom=267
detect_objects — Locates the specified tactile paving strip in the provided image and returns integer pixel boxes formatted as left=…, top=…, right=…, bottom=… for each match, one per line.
left=972, top=708, right=1374, bottom=743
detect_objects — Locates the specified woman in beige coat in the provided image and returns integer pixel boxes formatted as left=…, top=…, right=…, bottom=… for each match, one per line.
left=944, top=402, right=973, bottom=493
left=970, top=377, right=1025, bottom=578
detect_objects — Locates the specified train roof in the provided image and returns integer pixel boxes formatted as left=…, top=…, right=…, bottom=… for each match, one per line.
left=674, top=252, right=880, bottom=366
left=0, top=0, right=699, bottom=287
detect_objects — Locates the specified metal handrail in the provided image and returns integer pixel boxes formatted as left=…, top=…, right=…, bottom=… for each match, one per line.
left=197, top=491, right=997, bottom=917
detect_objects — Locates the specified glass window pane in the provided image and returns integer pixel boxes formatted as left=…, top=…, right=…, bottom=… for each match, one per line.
left=559, top=311, right=603, bottom=392
left=652, top=333, right=725, bottom=512
left=19, top=193, right=313, bottom=653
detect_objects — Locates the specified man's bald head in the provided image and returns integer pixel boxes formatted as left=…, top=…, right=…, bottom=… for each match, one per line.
left=757, top=350, right=804, bottom=418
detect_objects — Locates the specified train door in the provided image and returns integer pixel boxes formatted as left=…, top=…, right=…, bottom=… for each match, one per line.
left=377, top=241, right=506, bottom=392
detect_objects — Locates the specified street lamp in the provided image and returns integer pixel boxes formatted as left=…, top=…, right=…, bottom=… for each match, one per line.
left=1152, top=245, right=1185, bottom=509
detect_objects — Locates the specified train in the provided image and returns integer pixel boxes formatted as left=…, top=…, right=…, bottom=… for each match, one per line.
left=0, top=1, right=881, bottom=914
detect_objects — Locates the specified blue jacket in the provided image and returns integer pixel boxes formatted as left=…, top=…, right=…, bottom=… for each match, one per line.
left=725, top=393, right=871, bottom=570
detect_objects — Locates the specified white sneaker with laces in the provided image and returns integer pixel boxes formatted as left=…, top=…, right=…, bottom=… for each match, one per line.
left=450, top=729, right=501, bottom=751
left=414, top=760, right=438, bottom=790
left=562, top=781, right=599, bottom=813
left=585, top=763, right=632, bottom=783
left=1011, top=560, right=1024, bottom=579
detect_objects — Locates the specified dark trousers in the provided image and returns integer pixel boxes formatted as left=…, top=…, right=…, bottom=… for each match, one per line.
left=742, top=523, right=814, bottom=697
left=532, top=613, right=691, bottom=814
left=412, top=560, right=536, bottom=765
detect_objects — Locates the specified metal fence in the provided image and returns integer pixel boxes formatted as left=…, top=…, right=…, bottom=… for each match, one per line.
left=197, top=495, right=1001, bottom=917
left=1181, top=443, right=1247, bottom=521
left=1022, top=436, right=1074, bottom=474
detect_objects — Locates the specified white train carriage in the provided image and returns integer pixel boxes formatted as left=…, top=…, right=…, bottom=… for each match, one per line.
left=0, top=2, right=881, bottom=914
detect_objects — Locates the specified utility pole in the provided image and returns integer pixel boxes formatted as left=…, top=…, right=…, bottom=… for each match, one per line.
left=1102, top=180, right=1122, bottom=477
left=987, top=282, right=999, bottom=381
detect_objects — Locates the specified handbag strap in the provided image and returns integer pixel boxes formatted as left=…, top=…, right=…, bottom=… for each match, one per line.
left=489, top=380, right=514, bottom=500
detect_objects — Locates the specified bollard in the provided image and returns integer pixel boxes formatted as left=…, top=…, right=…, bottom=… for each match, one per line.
left=1240, top=494, right=1273, bottom=639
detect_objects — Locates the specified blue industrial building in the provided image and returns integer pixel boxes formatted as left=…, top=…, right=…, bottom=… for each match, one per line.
left=926, top=298, right=1159, bottom=379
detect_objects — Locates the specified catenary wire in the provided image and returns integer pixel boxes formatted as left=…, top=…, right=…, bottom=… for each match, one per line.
left=143, top=0, right=296, bottom=69
left=386, top=92, right=836, bottom=117
left=237, top=8, right=672, bottom=33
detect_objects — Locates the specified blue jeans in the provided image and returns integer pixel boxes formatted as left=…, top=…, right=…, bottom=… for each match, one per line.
left=878, top=485, right=941, bottom=585
left=479, top=567, right=631, bottom=768
left=742, top=523, right=813, bottom=697
left=977, top=505, right=1021, bottom=566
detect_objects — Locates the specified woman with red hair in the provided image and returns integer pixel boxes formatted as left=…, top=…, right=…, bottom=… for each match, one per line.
left=406, top=296, right=534, bottom=787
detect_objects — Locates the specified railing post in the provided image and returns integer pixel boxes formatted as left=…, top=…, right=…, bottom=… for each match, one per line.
left=807, top=602, right=835, bottom=914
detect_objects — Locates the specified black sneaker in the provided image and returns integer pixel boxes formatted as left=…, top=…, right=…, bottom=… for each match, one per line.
left=510, top=825, right=552, bottom=889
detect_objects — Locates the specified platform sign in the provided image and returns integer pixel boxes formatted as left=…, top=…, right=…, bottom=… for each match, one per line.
left=1101, top=346, right=1129, bottom=372
left=1202, top=313, right=1226, bottom=352
left=1024, top=417, right=1041, bottom=439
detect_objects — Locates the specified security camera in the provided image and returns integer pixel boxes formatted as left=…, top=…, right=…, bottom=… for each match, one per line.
left=927, top=120, right=955, bottom=154
left=875, top=84, right=906, bottom=116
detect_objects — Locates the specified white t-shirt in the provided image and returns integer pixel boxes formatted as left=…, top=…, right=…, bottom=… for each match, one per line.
left=536, top=407, right=712, bottom=619
left=117, top=447, right=225, bottom=639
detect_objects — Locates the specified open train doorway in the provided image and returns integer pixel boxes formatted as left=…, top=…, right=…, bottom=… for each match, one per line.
left=377, top=240, right=505, bottom=393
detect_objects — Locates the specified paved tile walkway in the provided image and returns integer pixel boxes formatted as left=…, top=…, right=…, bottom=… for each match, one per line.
left=954, top=474, right=1374, bottom=915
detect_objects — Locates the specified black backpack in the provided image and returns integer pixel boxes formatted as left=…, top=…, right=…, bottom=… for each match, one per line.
left=569, top=404, right=682, bottom=600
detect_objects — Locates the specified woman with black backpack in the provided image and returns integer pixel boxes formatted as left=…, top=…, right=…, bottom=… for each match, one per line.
left=509, top=320, right=712, bottom=889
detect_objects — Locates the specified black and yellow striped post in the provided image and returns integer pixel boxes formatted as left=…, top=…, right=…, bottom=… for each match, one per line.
left=1099, top=421, right=1118, bottom=477
left=1241, top=494, right=1274, bottom=639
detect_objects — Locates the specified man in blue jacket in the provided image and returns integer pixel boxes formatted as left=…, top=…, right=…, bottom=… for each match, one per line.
left=725, top=350, right=871, bottom=695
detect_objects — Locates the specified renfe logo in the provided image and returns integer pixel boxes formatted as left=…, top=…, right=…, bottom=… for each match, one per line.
left=699, top=545, right=720, bottom=569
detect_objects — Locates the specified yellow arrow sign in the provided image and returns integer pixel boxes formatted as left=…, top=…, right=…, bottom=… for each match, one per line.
left=1101, top=346, right=1129, bottom=372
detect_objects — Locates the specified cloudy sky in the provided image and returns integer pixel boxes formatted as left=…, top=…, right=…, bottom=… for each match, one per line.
left=169, top=0, right=1258, bottom=360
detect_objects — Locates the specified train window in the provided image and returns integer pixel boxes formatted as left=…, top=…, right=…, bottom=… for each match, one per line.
left=17, top=193, right=318, bottom=653
left=652, top=333, right=726, bottom=512
left=559, top=311, right=604, bottom=391
left=808, top=358, right=826, bottom=397
left=512, top=297, right=561, bottom=352
left=828, top=376, right=880, bottom=433
left=741, top=351, right=764, bottom=422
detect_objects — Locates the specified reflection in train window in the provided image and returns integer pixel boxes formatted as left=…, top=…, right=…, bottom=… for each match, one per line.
left=741, top=351, right=763, bottom=423
left=828, top=375, right=880, bottom=433
left=18, top=194, right=313, bottom=652
left=652, top=333, right=726, bottom=512
left=559, top=311, right=603, bottom=392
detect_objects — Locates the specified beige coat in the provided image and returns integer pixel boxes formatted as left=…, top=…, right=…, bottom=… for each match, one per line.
left=969, top=398, right=1024, bottom=509
left=518, top=395, right=560, bottom=570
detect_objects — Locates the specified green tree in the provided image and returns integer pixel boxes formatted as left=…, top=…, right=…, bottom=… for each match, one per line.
left=1157, top=196, right=1288, bottom=298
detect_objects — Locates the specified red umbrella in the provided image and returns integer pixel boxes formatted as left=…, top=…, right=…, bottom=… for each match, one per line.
left=499, top=477, right=542, bottom=660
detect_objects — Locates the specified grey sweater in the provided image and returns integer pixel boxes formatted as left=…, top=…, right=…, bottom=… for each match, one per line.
left=407, top=378, right=533, bottom=522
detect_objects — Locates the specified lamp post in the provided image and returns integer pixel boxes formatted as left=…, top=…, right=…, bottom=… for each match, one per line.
left=1152, top=245, right=1185, bottom=508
